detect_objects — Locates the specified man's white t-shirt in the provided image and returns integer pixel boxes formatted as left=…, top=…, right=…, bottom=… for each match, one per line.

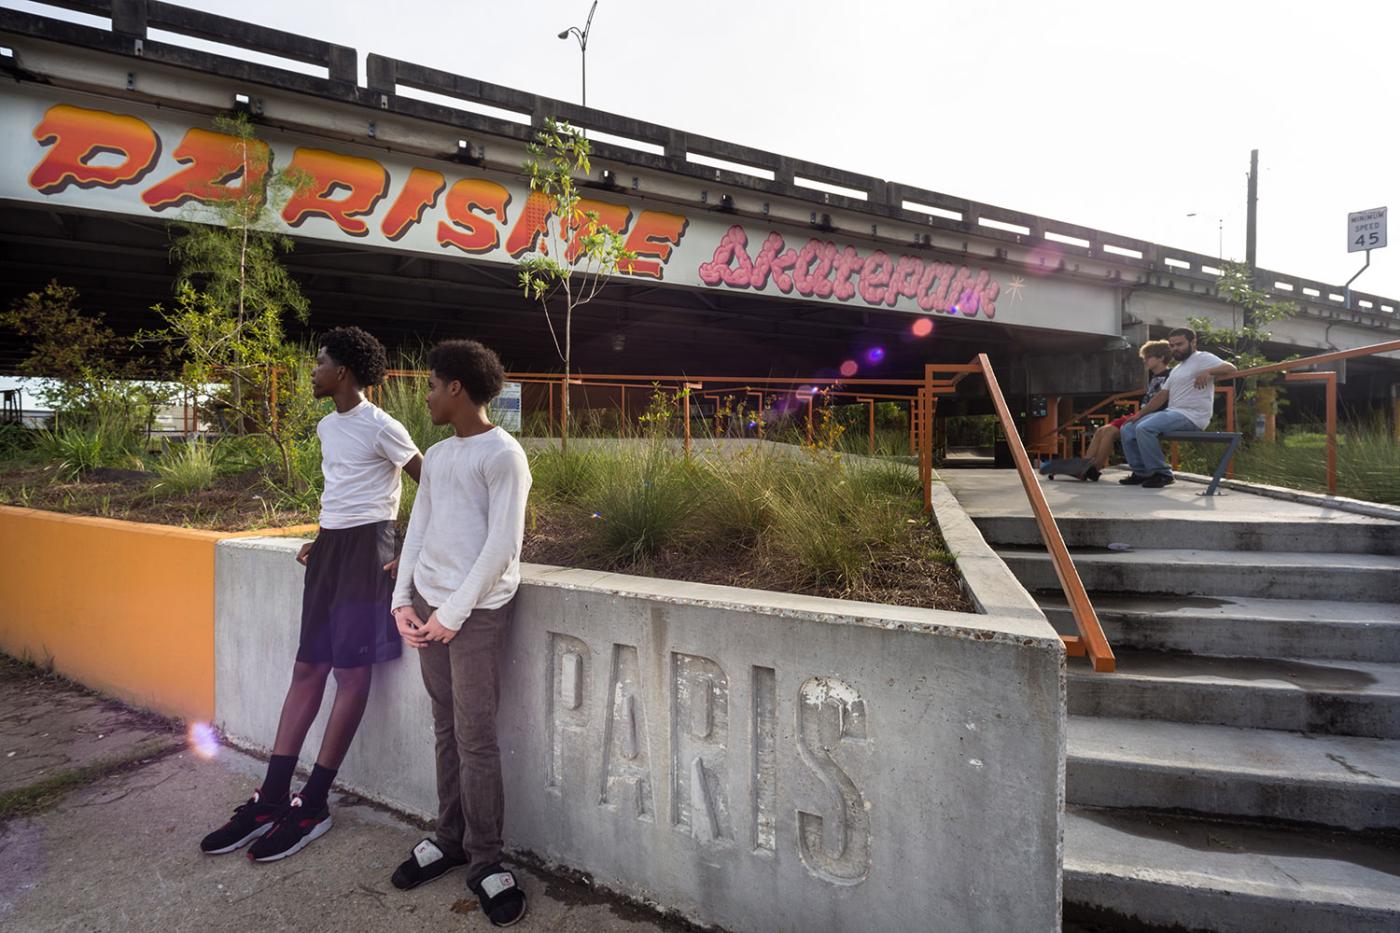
left=1162, top=350, right=1225, bottom=430
left=391, top=427, right=532, bottom=630
left=317, top=400, right=419, bottom=529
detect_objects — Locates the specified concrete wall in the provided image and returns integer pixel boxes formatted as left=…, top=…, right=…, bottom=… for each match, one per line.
left=215, top=536, right=1064, bottom=933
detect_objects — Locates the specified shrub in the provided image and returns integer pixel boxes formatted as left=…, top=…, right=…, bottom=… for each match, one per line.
left=528, top=445, right=604, bottom=506
left=152, top=439, right=218, bottom=497
left=585, top=442, right=698, bottom=566
left=36, top=427, right=111, bottom=481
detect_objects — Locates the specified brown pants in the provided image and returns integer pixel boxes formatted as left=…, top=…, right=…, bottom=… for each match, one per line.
left=412, top=587, right=513, bottom=878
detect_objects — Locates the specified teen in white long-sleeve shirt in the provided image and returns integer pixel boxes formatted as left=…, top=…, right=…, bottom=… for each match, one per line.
left=387, top=339, right=531, bottom=928
left=391, top=427, right=530, bottom=629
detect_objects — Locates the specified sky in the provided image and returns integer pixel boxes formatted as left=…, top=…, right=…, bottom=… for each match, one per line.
left=9, top=0, right=1400, bottom=298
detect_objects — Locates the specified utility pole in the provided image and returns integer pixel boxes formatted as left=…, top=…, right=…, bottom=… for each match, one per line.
left=1244, top=148, right=1259, bottom=328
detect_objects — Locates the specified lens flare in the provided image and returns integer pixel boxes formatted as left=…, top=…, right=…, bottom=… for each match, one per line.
left=912, top=318, right=934, bottom=337
left=188, top=721, right=220, bottom=760
left=839, top=360, right=859, bottom=378
left=866, top=347, right=886, bottom=364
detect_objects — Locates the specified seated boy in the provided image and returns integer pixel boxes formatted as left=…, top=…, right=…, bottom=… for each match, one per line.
left=387, top=340, right=532, bottom=927
left=200, top=326, right=421, bottom=861
left=1081, top=339, right=1172, bottom=480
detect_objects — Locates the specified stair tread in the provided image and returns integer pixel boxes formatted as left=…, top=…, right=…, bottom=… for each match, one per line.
left=1005, top=547, right=1400, bottom=573
left=1068, top=715, right=1400, bottom=788
left=1069, top=649, right=1400, bottom=696
left=1042, top=593, right=1400, bottom=625
left=1064, top=806, right=1400, bottom=907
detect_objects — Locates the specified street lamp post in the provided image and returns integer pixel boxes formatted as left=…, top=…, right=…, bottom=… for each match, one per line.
left=557, top=1, right=598, bottom=107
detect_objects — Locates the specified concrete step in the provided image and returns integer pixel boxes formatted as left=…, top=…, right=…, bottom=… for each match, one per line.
left=1001, top=547, right=1400, bottom=602
left=1041, top=594, right=1400, bottom=661
left=1067, top=650, right=1400, bottom=739
left=1064, top=806, right=1400, bottom=933
left=975, top=512, right=1400, bottom=555
left=1067, top=716, right=1400, bottom=831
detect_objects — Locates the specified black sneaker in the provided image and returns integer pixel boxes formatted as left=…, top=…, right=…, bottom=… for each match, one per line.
left=1083, top=466, right=1102, bottom=482
left=1142, top=473, right=1175, bottom=489
left=1118, top=473, right=1147, bottom=485
left=391, top=838, right=467, bottom=890
left=199, top=789, right=283, bottom=855
left=247, top=793, right=332, bottom=863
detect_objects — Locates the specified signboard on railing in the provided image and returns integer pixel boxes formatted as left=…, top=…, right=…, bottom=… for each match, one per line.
left=492, top=382, right=522, bottom=433
left=0, top=85, right=1120, bottom=337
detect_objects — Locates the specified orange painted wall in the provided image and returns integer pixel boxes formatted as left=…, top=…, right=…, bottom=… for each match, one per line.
left=0, top=507, right=314, bottom=721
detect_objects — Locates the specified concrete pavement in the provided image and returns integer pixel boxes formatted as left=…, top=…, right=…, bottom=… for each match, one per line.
left=0, top=658, right=685, bottom=933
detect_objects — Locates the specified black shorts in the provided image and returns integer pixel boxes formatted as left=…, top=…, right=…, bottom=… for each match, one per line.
left=297, top=520, right=401, bottom=668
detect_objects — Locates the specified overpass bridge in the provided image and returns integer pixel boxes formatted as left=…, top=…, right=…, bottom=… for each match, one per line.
left=2, top=0, right=1398, bottom=410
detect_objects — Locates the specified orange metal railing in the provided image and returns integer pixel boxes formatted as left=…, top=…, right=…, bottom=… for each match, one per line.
left=1058, top=338, right=1400, bottom=498
left=922, top=358, right=1115, bottom=672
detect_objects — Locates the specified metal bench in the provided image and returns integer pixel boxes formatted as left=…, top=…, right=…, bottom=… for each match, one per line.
left=1161, top=431, right=1242, bottom=496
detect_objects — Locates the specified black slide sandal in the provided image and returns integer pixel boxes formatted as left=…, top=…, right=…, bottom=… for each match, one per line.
left=471, top=865, right=527, bottom=927
left=391, top=838, right=466, bottom=890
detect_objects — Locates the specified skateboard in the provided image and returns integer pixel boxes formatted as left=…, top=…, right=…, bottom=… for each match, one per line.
left=1038, top=457, right=1096, bottom=481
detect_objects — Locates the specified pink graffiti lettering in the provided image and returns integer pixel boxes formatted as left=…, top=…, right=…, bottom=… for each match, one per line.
left=695, top=224, right=1003, bottom=317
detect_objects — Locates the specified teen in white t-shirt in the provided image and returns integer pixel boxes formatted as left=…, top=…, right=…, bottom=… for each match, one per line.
left=201, top=327, right=422, bottom=863
left=1118, top=327, right=1236, bottom=488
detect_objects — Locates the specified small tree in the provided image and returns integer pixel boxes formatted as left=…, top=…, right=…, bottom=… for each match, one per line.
left=1189, top=260, right=1297, bottom=438
left=517, top=119, right=633, bottom=449
left=146, top=113, right=312, bottom=485
left=2, top=280, right=173, bottom=443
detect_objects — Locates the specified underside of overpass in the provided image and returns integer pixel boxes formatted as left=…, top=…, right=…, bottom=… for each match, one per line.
left=0, top=202, right=1100, bottom=383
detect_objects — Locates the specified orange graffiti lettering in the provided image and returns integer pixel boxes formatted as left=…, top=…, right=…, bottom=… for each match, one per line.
left=381, top=168, right=446, bottom=241
left=436, top=178, right=510, bottom=254
left=504, top=191, right=556, bottom=258
left=565, top=199, right=632, bottom=263
left=619, top=211, right=689, bottom=278
left=141, top=128, right=270, bottom=211
left=29, top=104, right=161, bottom=195
left=280, top=148, right=389, bottom=237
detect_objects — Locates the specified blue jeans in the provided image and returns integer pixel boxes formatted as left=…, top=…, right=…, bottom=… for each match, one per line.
left=1120, top=410, right=1198, bottom=477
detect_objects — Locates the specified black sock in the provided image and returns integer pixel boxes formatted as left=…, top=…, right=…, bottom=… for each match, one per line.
left=300, top=763, right=338, bottom=810
left=261, top=754, right=297, bottom=805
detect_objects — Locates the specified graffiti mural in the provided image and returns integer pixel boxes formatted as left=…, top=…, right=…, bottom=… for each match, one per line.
left=1, top=87, right=1124, bottom=335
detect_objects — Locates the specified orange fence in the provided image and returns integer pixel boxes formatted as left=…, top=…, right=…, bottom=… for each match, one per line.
left=379, top=364, right=1115, bottom=670
left=1058, top=338, right=1400, bottom=497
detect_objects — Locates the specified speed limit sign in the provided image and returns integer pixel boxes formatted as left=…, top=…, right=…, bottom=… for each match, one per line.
left=1348, top=207, right=1387, bottom=253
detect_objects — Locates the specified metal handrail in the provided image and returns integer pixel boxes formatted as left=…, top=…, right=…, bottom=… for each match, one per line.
left=925, top=358, right=1115, bottom=672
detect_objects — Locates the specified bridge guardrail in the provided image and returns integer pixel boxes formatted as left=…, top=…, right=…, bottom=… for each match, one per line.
left=5, top=0, right=1399, bottom=326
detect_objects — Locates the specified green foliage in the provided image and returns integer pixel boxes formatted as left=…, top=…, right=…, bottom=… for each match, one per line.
left=585, top=443, right=699, bottom=565
left=2, top=281, right=176, bottom=444
left=517, top=118, right=635, bottom=448
left=151, top=438, right=218, bottom=498
left=166, top=113, right=309, bottom=332
left=1187, top=260, right=1300, bottom=437
left=35, top=426, right=129, bottom=481
left=1174, top=417, right=1400, bottom=505
left=145, top=113, right=313, bottom=485
left=526, top=440, right=948, bottom=591
left=1, top=281, right=120, bottom=385
left=377, top=367, right=450, bottom=454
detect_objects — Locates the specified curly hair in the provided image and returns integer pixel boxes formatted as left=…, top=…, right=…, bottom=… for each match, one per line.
left=427, top=339, right=505, bottom=405
left=321, top=326, right=388, bottom=387
left=1138, top=339, right=1171, bottom=361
